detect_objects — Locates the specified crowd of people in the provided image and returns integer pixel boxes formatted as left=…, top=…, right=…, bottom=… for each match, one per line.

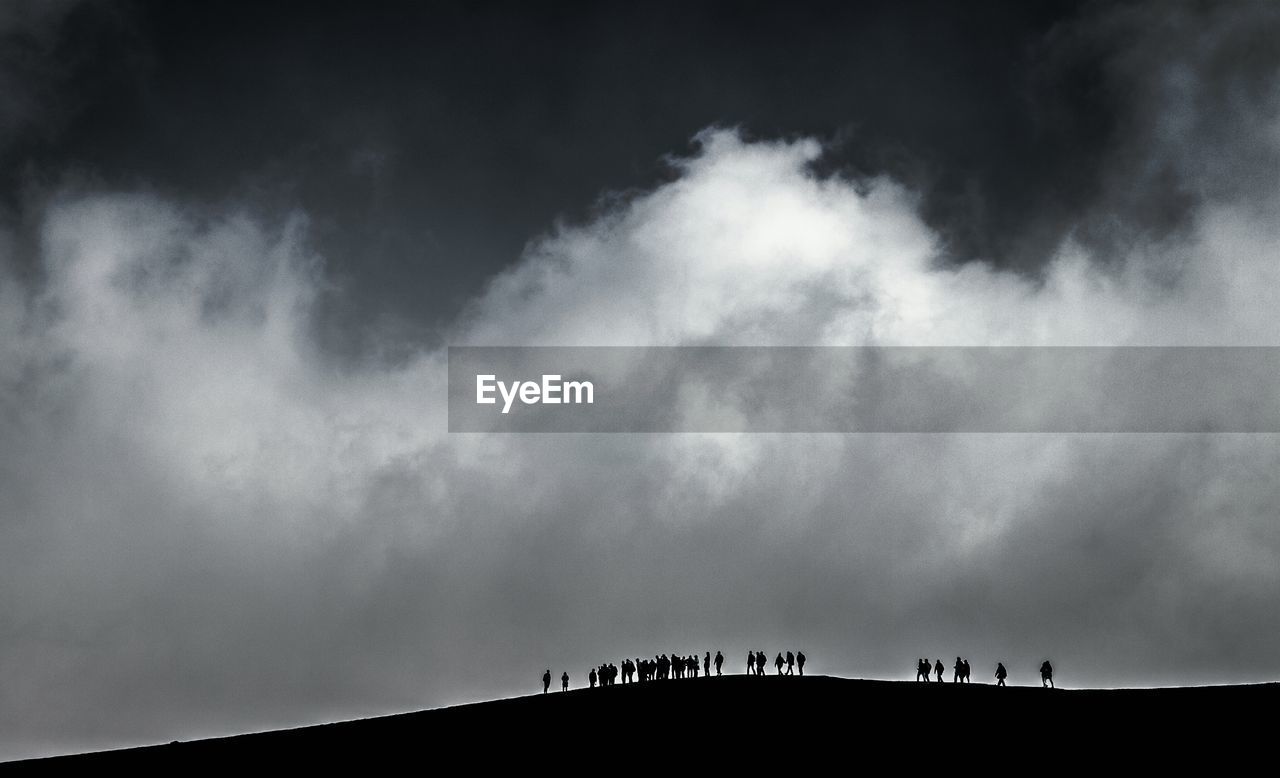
left=541, top=649, right=811, bottom=693
left=586, top=651, right=718, bottom=686
left=542, top=652, right=1057, bottom=693
left=915, top=658, right=1054, bottom=687
left=916, top=657, right=973, bottom=682
left=745, top=649, right=806, bottom=676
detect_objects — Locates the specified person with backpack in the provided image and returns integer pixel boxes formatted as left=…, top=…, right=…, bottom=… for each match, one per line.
left=1040, top=660, right=1054, bottom=688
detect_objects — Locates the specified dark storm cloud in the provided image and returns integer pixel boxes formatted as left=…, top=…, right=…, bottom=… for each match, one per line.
left=1, top=0, right=1230, bottom=351
left=1040, top=0, right=1280, bottom=267
left=3, top=0, right=1280, bottom=764
left=0, top=0, right=85, bottom=144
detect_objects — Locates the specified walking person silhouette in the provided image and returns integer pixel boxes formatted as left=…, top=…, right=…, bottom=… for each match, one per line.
left=715, top=650, right=724, bottom=676
left=747, top=651, right=755, bottom=676
left=786, top=651, right=795, bottom=675
left=542, top=669, right=551, bottom=694
left=995, top=662, right=1008, bottom=687
left=934, top=659, right=944, bottom=682
left=797, top=650, right=806, bottom=676
left=1040, top=660, right=1054, bottom=688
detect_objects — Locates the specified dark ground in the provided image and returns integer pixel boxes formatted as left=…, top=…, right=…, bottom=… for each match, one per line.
left=8, top=675, right=1275, bottom=769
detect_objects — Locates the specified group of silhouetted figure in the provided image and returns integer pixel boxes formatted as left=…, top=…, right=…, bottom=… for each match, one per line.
left=916, top=658, right=1054, bottom=687
left=746, top=649, right=805, bottom=676
left=589, top=650, right=730, bottom=687
left=541, top=649, right=809, bottom=693
left=917, top=657, right=972, bottom=683
left=541, top=651, right=1056, bottom=694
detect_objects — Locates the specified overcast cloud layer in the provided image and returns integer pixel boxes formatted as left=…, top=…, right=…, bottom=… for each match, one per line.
left=2, top=0, right=1280, bottom=762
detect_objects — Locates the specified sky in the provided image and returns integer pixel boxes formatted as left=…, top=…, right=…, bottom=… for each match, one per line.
left=2, top=0, right=1280, bottom=761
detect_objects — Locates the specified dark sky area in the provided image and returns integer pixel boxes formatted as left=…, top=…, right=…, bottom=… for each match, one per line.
left=5, top=0, right=1131, bottom=348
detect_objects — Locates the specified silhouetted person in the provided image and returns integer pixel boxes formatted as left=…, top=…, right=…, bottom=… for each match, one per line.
left=757, top=651, right=767, bottom=676
left=995, top=662, right=1007, bottom=687
left=786, top=651, right=795, bottom=675
left=953, top=657, right=963, bottom=683
left=589, top=668, right=597, bottom=688
left=797, top=651, right=805, bottom=676
left=715, top=650, right=724, bottom=675
left=562, top=671, right=569, bottom=691
left=917, top=658, right=930, bottom=682
left=774, top=653, right=784, bottom=675
left=542, top=669, right=551, bottom=694
left=934, top=659, right=944, bottom=682
left=962, top=659, right=971, bottom=683
left=1040, top=660, right=1054, bottom=688
left=704, top=652, right=711, bottom=677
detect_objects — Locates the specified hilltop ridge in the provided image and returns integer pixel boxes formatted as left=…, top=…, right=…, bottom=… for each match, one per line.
left=12, top=675, right=1275, bottom=769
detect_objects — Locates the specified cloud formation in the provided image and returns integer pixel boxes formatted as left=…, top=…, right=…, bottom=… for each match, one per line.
left=3, top=0, right=1280, bottom=762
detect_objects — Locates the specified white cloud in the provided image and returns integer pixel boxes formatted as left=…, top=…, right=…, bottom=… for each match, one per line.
left=4, top=104, right=1280, bottom=760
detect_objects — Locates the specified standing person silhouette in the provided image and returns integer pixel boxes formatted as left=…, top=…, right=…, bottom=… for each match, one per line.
left=704, top=652, right=711, bottom=677
left=953, top=657, right=963, bottom=683
left=797, top=651, right=806, bottom=676
left=962, top=659, right=971, bottom=682
left=934, top=659, right=945, bottom=682
left=747, top=651, right=756, bottom=676
left=1040, top=660, right=1054, bottom=688
left=542, top=669, right=551, bottom=694
left=561, top=671, right=569, bottom=691
left=715, top=650, right=724, bottom=676
left=786, top=651, right=795, bottom=675
left=995, top=662, right=1008, bottom=687
left=589, top=667, right=597, bottom=688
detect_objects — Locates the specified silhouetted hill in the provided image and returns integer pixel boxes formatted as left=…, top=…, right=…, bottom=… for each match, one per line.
left=10, top=676, right=1276, bottom=769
